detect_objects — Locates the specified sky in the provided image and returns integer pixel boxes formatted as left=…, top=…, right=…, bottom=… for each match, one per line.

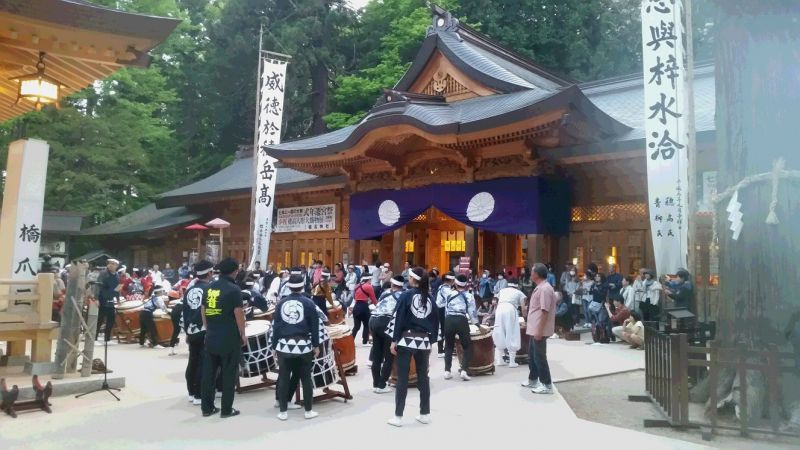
left=347, top=0, right=370, bottom=10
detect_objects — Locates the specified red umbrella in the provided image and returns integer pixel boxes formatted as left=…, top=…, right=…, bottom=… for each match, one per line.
left=184, top=223, right=209, bottom=254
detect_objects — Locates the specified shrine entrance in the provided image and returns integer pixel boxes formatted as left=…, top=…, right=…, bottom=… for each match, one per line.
left=374, top=206, right=530, bottom=275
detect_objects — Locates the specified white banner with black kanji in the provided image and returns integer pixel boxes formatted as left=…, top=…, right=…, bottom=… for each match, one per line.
left=249, top=58, right=287, bottom=269
left=641, top=0, right=690, bottom=275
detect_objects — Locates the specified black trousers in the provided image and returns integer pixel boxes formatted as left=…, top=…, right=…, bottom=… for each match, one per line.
left=369, top=316, right=393, bottom=389
left=641, top=299, right=659, bottom=322
left=170, top=303, right=183, bottom=346
left=185, top=335, right=204, bottom=398
left=276, top=352, right=314, bottom=412
left=351, top=302, right=371, bottom=344
left=527, top=337, right=552, bottom=386
left=436, top=307, right=446, bottom=353
left=394, top=346, right=430, bottom=417
left=312, top=296, right=329, bottom=317
left=201, top=346, right=240, bottom=415
left=96, top=305, right=116, bottom=341
left=444, top=315, right=471, bottom=373
left=139, top=310, right=158, bottom=346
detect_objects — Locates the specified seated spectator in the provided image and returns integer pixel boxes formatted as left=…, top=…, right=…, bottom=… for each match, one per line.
left=482, top=297, right=498, bottom=326
left=554, top=291, right=573, bottom=336
left=477, top=298, right=491, bottom=325
left=613, top=311, right=645, bottom=349
left=605, top=295, right=630, bottom=342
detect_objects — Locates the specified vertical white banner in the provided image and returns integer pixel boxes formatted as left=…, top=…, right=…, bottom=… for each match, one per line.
left=249, top=58, right=288, bottom=269
left=641, top=0, right=690, bottom=275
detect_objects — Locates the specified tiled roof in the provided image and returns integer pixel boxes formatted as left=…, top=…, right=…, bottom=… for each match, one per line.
left=81, top=203, right=201, bottom=237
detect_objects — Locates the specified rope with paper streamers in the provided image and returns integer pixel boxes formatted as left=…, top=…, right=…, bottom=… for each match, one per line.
left=710, top=158, right=800, bottom=247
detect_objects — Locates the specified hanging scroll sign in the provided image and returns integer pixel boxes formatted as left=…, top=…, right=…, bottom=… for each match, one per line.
left=249, top=57, right=288, bottom=269
left=641, top=0, right=690, bottom=274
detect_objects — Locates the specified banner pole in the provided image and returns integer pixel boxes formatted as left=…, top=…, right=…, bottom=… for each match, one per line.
left=248, top=23, right=265, bottom=268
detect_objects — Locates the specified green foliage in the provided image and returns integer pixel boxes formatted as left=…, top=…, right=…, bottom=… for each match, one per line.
left=0, top=0, right=717, bottom=228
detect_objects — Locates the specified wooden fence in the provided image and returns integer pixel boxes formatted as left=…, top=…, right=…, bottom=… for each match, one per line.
left=0, top=274, right=57, bottom=363
left=631, top=323, right=799, bottom=441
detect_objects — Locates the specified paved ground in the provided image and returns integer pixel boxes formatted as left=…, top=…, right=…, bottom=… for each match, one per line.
left=558, top=370, right=799, bottom=450
left=0, top=331, right=718, bottom=450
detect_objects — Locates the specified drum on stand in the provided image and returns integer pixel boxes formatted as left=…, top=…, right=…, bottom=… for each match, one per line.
left=253, top=305, right=275, bottom=322
left=311, top=339, right=340, bottom=389
left=516, top=317, right=530, bottom=364
left=115, top=300, right=144, bottom=342
left=456, top=324, right=495, bottom=376
left=327, top=300, right=345, bottom=325
left=326, top=324, right=356, bottom=374
left=241, top=320, right=276, bottom=378
left=152, top=311, right=174, bottom=346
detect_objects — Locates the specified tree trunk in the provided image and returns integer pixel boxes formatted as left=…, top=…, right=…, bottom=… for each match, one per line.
left=713, top=0, right=800, bottom=421
left=310, top=59, right=328, bottom=135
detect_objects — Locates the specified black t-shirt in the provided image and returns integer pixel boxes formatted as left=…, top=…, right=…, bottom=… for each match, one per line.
left=202, top=275, right=241, bottom=353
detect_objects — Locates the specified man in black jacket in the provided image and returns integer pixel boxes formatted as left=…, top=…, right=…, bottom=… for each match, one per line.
left=96, top=259, right=120, bottom=343
left=182, top=259, right=213, bottom=406
left=272, top=274, right=321, bottom=421
left=200, top=258, right=246, bottom=418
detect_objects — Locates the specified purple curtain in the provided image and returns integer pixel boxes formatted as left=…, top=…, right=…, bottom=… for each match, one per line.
left=349, top=177, right=570, bottom=240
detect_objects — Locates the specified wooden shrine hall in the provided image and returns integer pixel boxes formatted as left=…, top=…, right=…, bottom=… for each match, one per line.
left=84, top=6, right=719, bottom=281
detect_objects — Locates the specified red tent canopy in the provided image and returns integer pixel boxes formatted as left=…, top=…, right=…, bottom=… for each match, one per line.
left=184, top=223, right=209, bottom=231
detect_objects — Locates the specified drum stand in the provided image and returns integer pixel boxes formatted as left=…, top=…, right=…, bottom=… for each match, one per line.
left=294, top=348, right=352, bottom=405
left=236, top=373, right=277, bottom=393
left=76, top=338, right=121, bottom=401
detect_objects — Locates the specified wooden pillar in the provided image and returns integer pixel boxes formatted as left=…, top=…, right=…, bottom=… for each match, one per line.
left=527, top=234, right=544, bottom=266
left=392, top=227, right=404, bottom=273
left=465, top=226, right=477, bottom=273
left=291, top=239, right=299, bottom=266
left=351, top=240, right=361, bottom=266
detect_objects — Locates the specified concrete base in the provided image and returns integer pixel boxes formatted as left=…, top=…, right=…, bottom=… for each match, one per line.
left=0, top=354, right=30, bottom=366
left=23, top=361, right=59, bottom=376
left=14, top=375, right=126, bottom=401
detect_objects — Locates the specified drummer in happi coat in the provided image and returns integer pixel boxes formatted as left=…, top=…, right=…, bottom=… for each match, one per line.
left=272, top=274, right=321, bottom=421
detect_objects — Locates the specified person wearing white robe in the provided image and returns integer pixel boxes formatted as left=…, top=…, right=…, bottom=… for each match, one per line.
left=492, top=280, right=527, bottom=368
left=266, top=269, right=290, bottom=306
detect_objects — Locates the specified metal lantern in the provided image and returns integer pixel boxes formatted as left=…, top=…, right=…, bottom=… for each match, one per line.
left=10, top=52, right=64, bottom=110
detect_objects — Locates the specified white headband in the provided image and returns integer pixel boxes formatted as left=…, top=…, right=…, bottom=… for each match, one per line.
left=455, top=280, right=467, bottom=287
left=287, top=281, right=304, bottom=289
left=507, top=283, right=518, bottom=288
left=196, top=267, right=212, bottom=275
left=390, top=278, right=404, bottom=287
left=290, top=270, right=302, bottom=275
left=444, top=274, right=455, bottom=280
left=409, top=271, right=421, bottom=281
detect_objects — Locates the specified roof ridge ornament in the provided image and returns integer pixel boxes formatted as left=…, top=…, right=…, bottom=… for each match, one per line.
left=427, top=8, right=460, bottom=37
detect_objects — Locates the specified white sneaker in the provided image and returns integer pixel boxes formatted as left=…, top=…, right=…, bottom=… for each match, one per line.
left=215, top=391, right=223, bottom=399
left=277, top=412, right=288, bottom=421
left=443, top=371, right=452, bottom=380
left=105, top=340, right=116, bottom=345
left=367, top=361, right=372, bottom=368
left=508, top=361, right=519, bottom=368
left=192, top=398, right=201, bottom=406
left=460, top=370, right=471, bottom=381
left=304, top=410, right=319, bottom=420
left=387, top=416, right=403, bottom=427
left=374, top=386, right=393, bottom=394
left=154, top=345, right=166, bottom=349
left=437, top=353, right=445, bottom=359
left=415, top=414, right=431, bottom=424
left=521, top=379, right=534, bottom=387
left=188, top=395, right=194, bottom=403
left=532, top=384, right=554, bottom=394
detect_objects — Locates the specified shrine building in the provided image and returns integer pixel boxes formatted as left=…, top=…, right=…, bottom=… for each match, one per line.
left=83, top=7, right=718, bottom=282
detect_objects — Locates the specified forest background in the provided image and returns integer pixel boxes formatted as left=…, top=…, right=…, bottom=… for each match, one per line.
left=0, top=0, right=715, bottom=226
